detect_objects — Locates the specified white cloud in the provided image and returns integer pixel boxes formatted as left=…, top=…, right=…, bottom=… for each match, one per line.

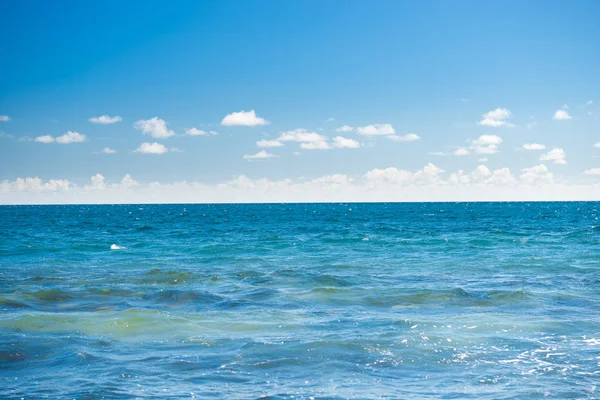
left=479, top=108, right=513, bottom=127
left=336, top=125, right=354, bottom=132
left=593, top=142, right=600, bottom=148
left=0, top=116, right=10, bottom=122
left=365, top=163, right=444, bottom=186
left=539, top=148, right=567, bottom=164
left=89, top=115, right=122, bottom=124
left=523, top=143, right=546, bottom=150
left=134, top=117, right=174, bottom=138
left=221, top=110, right=269, bottom=126
left=82, top=174, right=137, bottom=191
left=35, top=131, right=86, bottom=144
left=5, top=164, right=600, bottom=204
left=388, top=133, right=420, bottom=142
left=35, top=135, right=55, bottom=143
left=135, top=142, right=168, bottom=154
left=429, top=152, right=445, bottom=156
left=332, top=136, right=360, bottom=149
left=356, top=124, right=395, bottom=136
left=365, top=167, right=417, bottom=185
left=520, top=164, right=554, bottom=185
left=120, top=174, right=138, bottom=188
left=185, top=128, right=218, bottom=136
left=243, top=150, right=278, bottom=160
left=301, top=141, right=332, bottom=150
left=275, top=129, right=333, bottom=150
left=470, top=134, right=502, bottom=154
left=0, top=177, right=72, bottom=193
left=553, top=110, right=572, bottom=120
left=278, top=129, right=326, bottom=143
left=584, top=168, right=600, bottom=176
left=473, top=134, right=502, bottom=145
left=102, top=147, right=117, bottom=154
left=257, top=139, right=284, bottom=148
left=56, top=131, right=86, bottom=144
left=85, top=173, right=106, bottom=191
left=454, top=148, right=470, bottom=156
left=478, top=157, right=488, bottom=162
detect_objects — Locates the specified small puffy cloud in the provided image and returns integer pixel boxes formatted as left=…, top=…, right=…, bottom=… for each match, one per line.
left=301, top=141, right=332, bottom=150
left=478, top=157, right=489, bottom=162
left=89, top=115, right=122, bottom=124
left=332, top=136, right=360, bottom=149
left=365, top=167, right=415, bottom=184
left=257, top=139, right=284, bottom=148
left=56, top=131, right=86, bottom=144
left=35, top=131, right=86, bottom=144
left=523, top=143, right=546, bottom=150
left=120, top=174, right=138, bottom=188
left=593, top=142, right=600, bottom=148
left=278, top=129, right=326, bottom=143
left=85, top=173, right=107, bottom=191
left=185, top=128, right=218, bottom=136
left=365, top=163, right=444, bottom=185
left=356, top=124, right=395, bottom=136
left=454, top=148, right=470, bottom=156
left=221, top=110, right=269, bottom=126
left=136, top=142, right=168, bottom=154
left=243, top=150, right=278, bottom=160
left=584, top=168, right=600, bottom=176
left=539, top=148, right=567, bottom=164
left=553, top=110, right=572, bottom=120
left=388, top=133, right=420, bottom=142
left=448, top=166, right=517, bottom=186
left=479, top=108, right=513, bottom=127
left=84, top=173, right=138, bottom=190
left=471, top=134, right=502, bottom=154
left=520, top=164, right=553, bottom=185
left=102, top=147, right=117, bottom=154
left=336, top=125, right=354, bottom=132
left=473, top=134, right=502, bottom=145
left=449, top=165, right=491, bottom=184
left=487, top=167, right=517, bottom=185
left=35, top=135, right=55, bottom=143
left=134, top=117, right=174, bottom=138
left=276, top=129, right=332, bottom=150
left=0, top=115, right=10, bottom=122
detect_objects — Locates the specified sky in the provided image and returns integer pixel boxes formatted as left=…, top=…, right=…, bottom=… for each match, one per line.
left=1, top=0, right=600, bottom=203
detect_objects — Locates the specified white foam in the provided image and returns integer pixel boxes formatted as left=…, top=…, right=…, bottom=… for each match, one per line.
left=110, top=244, right=125, bottom=250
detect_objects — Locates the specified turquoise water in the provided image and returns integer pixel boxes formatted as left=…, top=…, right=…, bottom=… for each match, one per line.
left=1, top=202, right=599, bottom=399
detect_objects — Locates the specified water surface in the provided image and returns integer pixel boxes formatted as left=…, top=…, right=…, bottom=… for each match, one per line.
left=1, top=202, right=599, bottom=399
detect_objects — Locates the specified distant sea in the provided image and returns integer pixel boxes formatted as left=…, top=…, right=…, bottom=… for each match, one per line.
left=1, top=202, right=599, bottom=399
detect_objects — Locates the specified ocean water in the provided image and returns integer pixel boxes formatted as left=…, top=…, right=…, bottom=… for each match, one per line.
left=1, top=202, right=599, bottom=399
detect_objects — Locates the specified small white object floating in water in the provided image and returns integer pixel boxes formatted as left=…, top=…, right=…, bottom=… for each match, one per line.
left=110, top=244, right=125, bottom=250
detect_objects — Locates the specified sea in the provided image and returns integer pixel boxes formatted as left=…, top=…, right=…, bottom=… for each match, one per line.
left=1, top=202, right=599, bottom=399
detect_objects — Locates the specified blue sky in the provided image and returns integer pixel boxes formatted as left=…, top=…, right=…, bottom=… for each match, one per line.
left=1, top=0, right=599, bottom=203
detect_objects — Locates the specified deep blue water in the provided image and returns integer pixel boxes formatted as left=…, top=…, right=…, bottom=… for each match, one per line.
left=1, top=202, right=599, bottom=399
